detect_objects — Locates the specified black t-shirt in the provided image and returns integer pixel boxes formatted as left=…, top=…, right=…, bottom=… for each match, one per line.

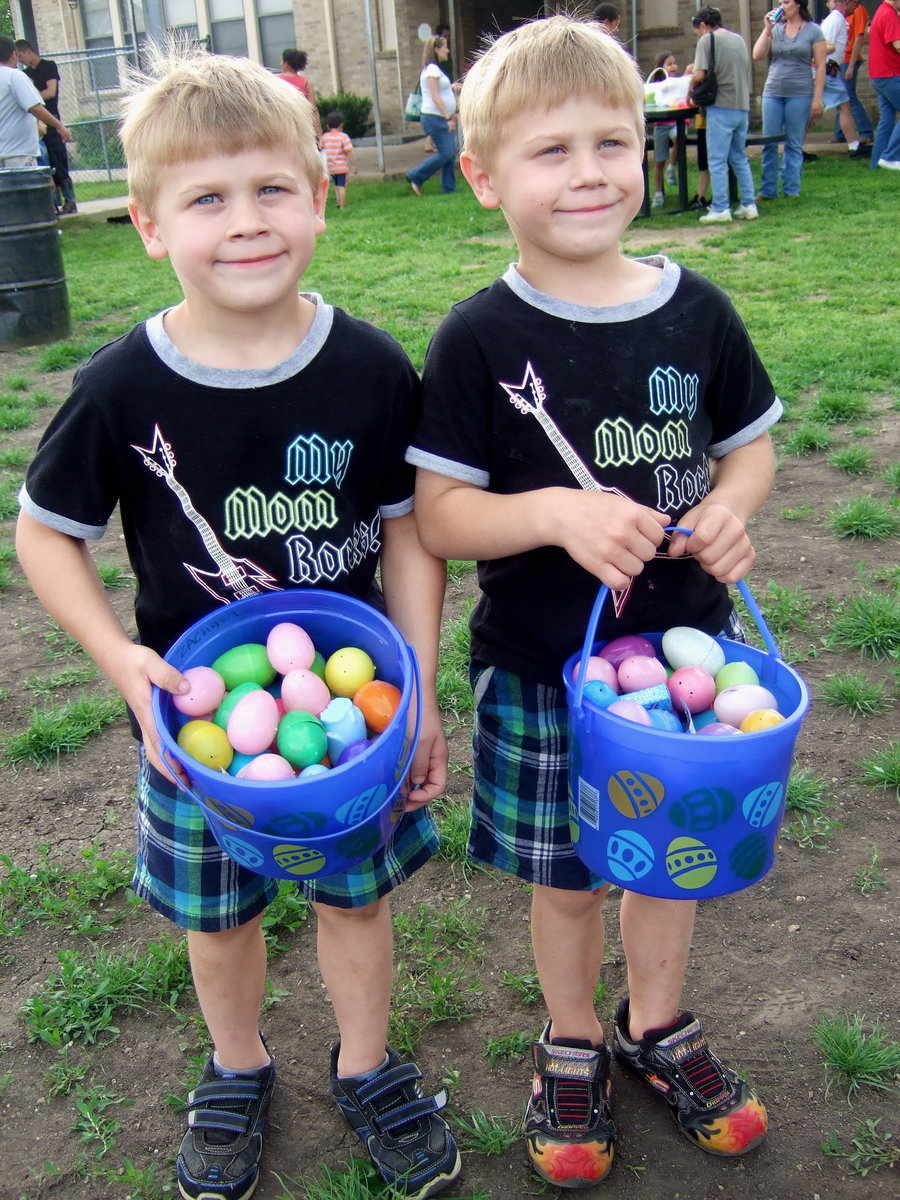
left=23, top=58, right=60, bottom=118
left=21, top=297, right=420, bottom=655
left=408, top=258, right=782, bottom=684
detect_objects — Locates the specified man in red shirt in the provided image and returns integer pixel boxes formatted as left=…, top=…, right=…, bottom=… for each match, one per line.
left=867, top=0, right=900, bottom=166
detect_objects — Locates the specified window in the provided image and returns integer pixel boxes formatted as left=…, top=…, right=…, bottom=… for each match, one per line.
left=258, top=0, right=295, bottom=71
left=208, top=0, right=248, bottom=57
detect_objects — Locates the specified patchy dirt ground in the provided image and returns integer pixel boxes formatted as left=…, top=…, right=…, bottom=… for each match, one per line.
left=1, top=335, right=898, bottom=1200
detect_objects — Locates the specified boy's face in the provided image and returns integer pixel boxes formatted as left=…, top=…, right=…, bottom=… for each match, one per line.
left=130, top=146, right=327, bottom=321
left=461, top=96, right=644, bottom=282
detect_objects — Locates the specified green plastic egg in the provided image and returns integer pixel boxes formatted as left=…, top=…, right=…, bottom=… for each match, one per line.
left=277, top=710, right=328, bottom=769
left=211, top=643, right=277, bottom=690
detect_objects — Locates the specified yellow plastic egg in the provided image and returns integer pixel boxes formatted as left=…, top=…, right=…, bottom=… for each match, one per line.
left=739, top=708, right=785, bottom=733
left=177, top=719, right=234, bottom=771
left=325, top=646, right=376, bottom=698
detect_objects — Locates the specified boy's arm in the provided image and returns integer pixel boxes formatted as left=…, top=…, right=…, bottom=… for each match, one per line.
left=415, top=471, right=669, bottom=592
left=379, top=510, right=448, bottom=810
left=667, top=432, right=775, bottom=583
left=15, top=513, right=189, bottom=779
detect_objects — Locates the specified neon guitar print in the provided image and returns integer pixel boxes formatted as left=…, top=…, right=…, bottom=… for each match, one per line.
left=131, top=424, right=278, bottom=604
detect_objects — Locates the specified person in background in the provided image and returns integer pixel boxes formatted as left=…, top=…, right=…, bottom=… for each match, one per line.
left=0, top=37, right=70, bottom=169
left=833, top=0, right=875, bottom=149
left=691, top=6, right=759, bottom=224
left=278, top=48, right=322, bottom=136
left=866, top=0, right=900, bottom=168
left=819, top=0, right=863, bottom=154
left=406, top=36, right=457, bottom=195
left=753, top=0, right=826, bottom=199
left=593, top=2, right=622, bottom=36
left=646, top=51, right=680, bottom=207
left=15, top=39, right=77, bottom=213
left=321, top=108, right=357, bottom=209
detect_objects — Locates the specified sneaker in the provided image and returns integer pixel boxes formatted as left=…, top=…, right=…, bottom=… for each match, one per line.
left=331, top=1044, right=460, bottom=1199
left=734, top=203, right=759, bottom=220
left=699, top=208, right=732, bottom=223
left=61, top=201, right=78, bottom=214
left=612, top=999, right=767, bottom=1156
left=651, top=191, right=664, bottom=208
left=801, top=150, right=818, bottom=162
left=524, top=1021, right=616, bottom=1188
left=177, top=1053, right=275, bottom=1200
left=686, top=195, right=710, bottom=210
left=850, top=145, right=872, bottom=158
left=755, top=192, right=775, bottom=202
left=665, top=165, right=677, bottom=186
left=878, top=158, right=900, bottom=170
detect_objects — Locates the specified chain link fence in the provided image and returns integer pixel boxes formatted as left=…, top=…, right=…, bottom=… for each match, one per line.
left=46, top=47, right=136, bottom=184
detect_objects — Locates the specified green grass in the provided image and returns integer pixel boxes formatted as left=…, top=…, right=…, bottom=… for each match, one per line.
left=827, top=446, right=872, bottom=476
left=826, top=496, right=900, bottom=541
left=818, top=671, right=892, bottom=717
left=812, top=1011, right=900, bottom=1098
left=858, top=740, right=900, bottom=798
left=823, top=1118, right=900, bottom=1177
left=829, top=592, right=900, bottom=660
left=0, top=695, right=125, bottom=768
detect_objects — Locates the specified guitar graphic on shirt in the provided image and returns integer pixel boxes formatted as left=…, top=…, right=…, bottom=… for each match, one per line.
left=498, top=361, right=633, bottom=617
left=131, top=425, right=278, bottom=605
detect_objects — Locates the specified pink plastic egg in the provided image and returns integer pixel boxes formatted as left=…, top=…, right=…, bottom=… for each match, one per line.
left=618, top=654, right=667, bottom=693
left=714, top=684, right=778, bottom=729
left=227, top=689, right=280, bottom=755
left=173, top=666, right=227, bottom=717
left=281, top=668, right=332, bottom=716
left=572, top=655, right=620, bottom=693
left=236, top=752, right=296, bottom=781
left=667, top=666, right=717, bottom=714
left=266, top=622, right=315, bottom=675
left=607, top=698, right=653, bottom=725
left=599, top=634, right=656, bottom=670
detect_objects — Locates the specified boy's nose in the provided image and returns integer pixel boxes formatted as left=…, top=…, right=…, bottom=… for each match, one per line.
left=571, top=152, right=608, bottom=187
left=227, top=197, right=269, bottom=236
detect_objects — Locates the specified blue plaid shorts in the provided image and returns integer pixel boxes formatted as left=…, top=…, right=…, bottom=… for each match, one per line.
left=133, top=748, right=439, bottom=930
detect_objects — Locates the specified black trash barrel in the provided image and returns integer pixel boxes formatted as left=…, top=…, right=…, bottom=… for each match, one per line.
left=0, top=167, right=72, bottom=351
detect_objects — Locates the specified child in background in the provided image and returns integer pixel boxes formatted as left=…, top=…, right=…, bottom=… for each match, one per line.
left=16, top=50, right=458, bottom=1200
left=408, top=15, right=779, bottom=1189
left=320, top=109, right=357, bottom=209
left=647, top=50, right=680, bottom=205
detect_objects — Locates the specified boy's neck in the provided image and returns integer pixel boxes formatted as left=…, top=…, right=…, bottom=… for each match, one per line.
left=162, top=292, right=317, bottom=370
left=514, top=250, right=661, bottom=308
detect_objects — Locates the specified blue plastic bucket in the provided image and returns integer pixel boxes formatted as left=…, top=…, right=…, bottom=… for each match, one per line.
left=563, top=572, right=809, bottom=900
left=152, top=590, right=419, bottom=880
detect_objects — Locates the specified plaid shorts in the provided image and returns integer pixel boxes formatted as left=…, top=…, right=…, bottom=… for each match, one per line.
left=468, top=614, right=745, bottom=892
left=133, top=748, right=439, bottom=930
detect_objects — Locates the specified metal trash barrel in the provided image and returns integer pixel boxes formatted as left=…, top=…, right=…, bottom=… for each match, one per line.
left=0, top=167, right=71, bottom=351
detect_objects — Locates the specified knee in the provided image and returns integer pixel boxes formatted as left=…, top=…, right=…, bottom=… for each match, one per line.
left=534, top=883, right=610, bottom=920
left=313, top=895, right=389, bottom=928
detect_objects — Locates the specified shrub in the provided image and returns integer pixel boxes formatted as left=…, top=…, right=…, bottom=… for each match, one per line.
left=316, top=91, right=372, bottom=139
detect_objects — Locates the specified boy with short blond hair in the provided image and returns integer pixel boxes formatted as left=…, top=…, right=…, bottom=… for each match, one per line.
left=17, top=50, right=459, bottom=1200
left=408, top=16, right=779, bottom=1188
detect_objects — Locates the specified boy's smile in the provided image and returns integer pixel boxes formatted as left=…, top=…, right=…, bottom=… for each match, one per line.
left=461, top=96, right=646, bottom=292
left=130, top=147, right=327, bottom=330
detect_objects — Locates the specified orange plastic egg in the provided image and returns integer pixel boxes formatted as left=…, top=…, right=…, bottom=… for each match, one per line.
left=353, top=680, right=402, bottom=733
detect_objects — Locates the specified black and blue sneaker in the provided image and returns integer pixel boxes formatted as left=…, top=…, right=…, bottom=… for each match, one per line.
left=176, top=1053, right=275, bottom=1200
left=331, top=1044, right=461, bottom=1199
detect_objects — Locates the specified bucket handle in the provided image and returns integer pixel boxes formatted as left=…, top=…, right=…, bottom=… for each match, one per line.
left=159, top=645, right=423, bottom=808
left=573, top=526, right=784, bottom=714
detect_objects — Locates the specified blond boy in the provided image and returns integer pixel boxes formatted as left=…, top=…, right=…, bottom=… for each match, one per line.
left=17, top=51, right=458, bottom=1200
left=408, top=17, right=779, bottom=1187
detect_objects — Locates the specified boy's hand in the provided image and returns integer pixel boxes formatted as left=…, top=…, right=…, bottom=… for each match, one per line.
left=667, top=502, right=756, bottom=583
left=554, top=491, right=669, bottom=590
left=404, top=703, right=448, bottom=811
left=110, top=644, right=191, bottom=784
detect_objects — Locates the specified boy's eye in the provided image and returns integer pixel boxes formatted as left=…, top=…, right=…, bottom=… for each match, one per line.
left=260, top=184, right=284, bottom=196
left=539, top=144, right=566, bottom=156
left=194, top=193, right=220, bottom=206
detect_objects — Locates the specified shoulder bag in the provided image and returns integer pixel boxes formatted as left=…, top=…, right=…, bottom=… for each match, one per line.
left=690, top=31, right=718, bottom=108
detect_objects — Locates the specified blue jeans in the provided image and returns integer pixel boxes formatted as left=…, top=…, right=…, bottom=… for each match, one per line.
left=834, top=60, right=874, bottom=140
left=407, top=114, right=457, bottom=193
left=870, top=76, right=900, bottom=167
left=705, top=106, right=756, bottom=211
left=760, top=94, right=812, bottom=197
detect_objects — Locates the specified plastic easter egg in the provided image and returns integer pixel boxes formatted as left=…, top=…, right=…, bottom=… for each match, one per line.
left=618, top=654, right=667, bottom=693
left=584, top=680, right=618, bottom=709
left=698, top=722, right=743, bottom=736
left=667, top=667, right=717, bottom=714
left=353, top=680, right=402, bottom=733
left=573, top=655, right=620, bottom=692
left=714, top=660, right=760, bottom=693
left=692, top=708, right=719, bottom=730
left=739, top=708, right=785, bottom=733
left=598, top=634, right=656, bottom=670
left=210, top=643, right=276, bottom=690
left=281, top=668, right=331, bottom=716
left=308, top=651, right=327, bottom=682
left=336, top=739, right=373, bottom=766
left=266, top=622, right=315, bottom=675
left=325, top=647, right=376, bottom=698
left=661, top=626, right=726, bottom=676
left=276, top=710, right=328, bottom=769
left=177, top=719, right=233, bottom=771
left=173, top=666, right=227, bottom=717
left=227, top=688, right=280, bottom=755
left=299, top=762, right=331, bottom=779
left=647, top=708, right=683, bottom=732
left=320, top=696, right=368, bottom=762
left=236, top=752, right=296, bottom=781
left=227, top=751, right=258, bottom=777
left=714, top=684, right=778, bottom=729
left=607, top=698, right=654, bottom=725
left=214, top=681, right=263, bottom=730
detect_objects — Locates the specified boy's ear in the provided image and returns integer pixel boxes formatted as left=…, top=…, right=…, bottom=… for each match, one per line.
left=128, top=204, right=169, bottom=261
left=459, top=151, right=503, bottom=210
